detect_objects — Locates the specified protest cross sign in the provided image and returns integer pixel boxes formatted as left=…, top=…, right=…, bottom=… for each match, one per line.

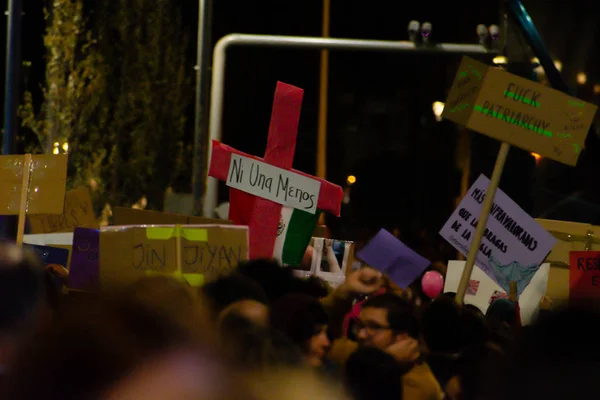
left=356, top=229, right=430, bottom=289
left=440, top=174, right=556, bottom=295
left=209, top=82, right=343, bottom=261
left=443, top=57, right=597, bottom=167
left=569, top=251, right=600, bottom=303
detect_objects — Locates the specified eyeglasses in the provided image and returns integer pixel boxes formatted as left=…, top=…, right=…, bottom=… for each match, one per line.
left=351, top=320, right=392, bottom=336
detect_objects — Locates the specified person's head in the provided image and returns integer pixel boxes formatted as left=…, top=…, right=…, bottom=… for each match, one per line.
left=421, top=297, right=463, bottom=354
left=219, top=299, right=269, bottom=327
left=485, top=298, right=519, bottom=349
left=270, top=294, right=330, bottom=367
left=237, top=259, right=328, bottom=302
left=356, top=293, right=418, bottom=349
left=218, top=311, right=302, bottom=370
left=0, top=243, right=47, bottom=371
left=5, top=290, right=227, bottom=399
left=201, top=272, right=269, bottom=320
left=345, top=347, right=404, bottom=400
left=446, top=342, right=505, bottom=400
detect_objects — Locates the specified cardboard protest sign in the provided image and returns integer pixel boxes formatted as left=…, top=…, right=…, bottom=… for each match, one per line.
left=440, top=174, right=556, bottom=295
left=69, top=228, right=100, bottom=290
left=445, top=260, right=550, bottom=325
left=356, top=229, right=430, bottom=289
left=99, top=225, right=248, bottom=288
left=209, top=82, right=343, bottom=261
left=28, top=187, right=98, bottom=233
left=112, top=207, right=232, bottom=225
left=0, top=154, right=68, bottom=215
left=536, top=219, right=600, bottom=305
left=443, top=57, right=597, bottom=166
left=569, top=251, right=600, bottom=303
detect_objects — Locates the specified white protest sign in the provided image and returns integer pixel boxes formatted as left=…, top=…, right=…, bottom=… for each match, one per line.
left=439, top=174, right=556, bottom=295
left=444, top=260, right=550, bottom=325
left=226, top=154, right=321, bottom=214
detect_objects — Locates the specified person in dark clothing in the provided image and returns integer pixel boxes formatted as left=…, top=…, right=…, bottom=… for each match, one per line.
left=346, top=347, right=404, bottom=400
left=270, top=293, right=332, bottom=371
left=0, top=243, right=47, bottom=385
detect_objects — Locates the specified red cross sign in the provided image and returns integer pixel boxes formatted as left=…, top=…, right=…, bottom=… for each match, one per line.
left=208, top=82, right=343, bottom=259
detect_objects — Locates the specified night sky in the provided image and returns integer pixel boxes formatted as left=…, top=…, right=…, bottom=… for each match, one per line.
left=2, top=0, right=600, bottom=243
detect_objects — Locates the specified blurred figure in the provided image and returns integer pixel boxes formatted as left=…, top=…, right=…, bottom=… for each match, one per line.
left=346, top=347, right=404, bottom=400
left=421, top=297, right=487, bottom=389
left=5, top=281, right=228, bottom=400
left=0, top=243, right=47, bottom=383
left=445, top=343, right=505, bottom=400
left=219, top=299, right=269, bottom=327
left=270, top=294, right=332, bottom=370
left=201, top=272, right=269, bottom=321
left=486, top=307, right=600, bottom=400
left=237, top=259, right=329, bottom=302
left=218, top=310, right=302, bottom=370
left=485, top=298, right=520, bottom=350
left=245, top=368, right=348, bottom=400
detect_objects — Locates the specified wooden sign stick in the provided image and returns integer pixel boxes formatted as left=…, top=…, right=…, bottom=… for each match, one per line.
left=456, top=142, right=511, bottom=305
left=16, top=154, right=33, bottom=245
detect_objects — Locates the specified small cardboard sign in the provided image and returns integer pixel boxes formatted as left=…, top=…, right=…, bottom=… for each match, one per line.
left=442, top=57, right=597, bottom=166
left=356, top=229, right=430, bottom=289
left=99, top=225, right=249, bottom=288
left=112, top=207, right=232, bottom=226
left=0, top=154, right=68, bottom=215
left=28, top=187, right=98, bottom=233
left=226, top=154, right=321, bottom=214
left=569, top=251, right=600, bottom=302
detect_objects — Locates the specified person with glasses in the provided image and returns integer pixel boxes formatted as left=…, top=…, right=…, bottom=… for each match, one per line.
left=355, top=294, right=442, bottom=400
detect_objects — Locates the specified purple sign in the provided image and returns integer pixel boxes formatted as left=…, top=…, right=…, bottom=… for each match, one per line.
left=439, top=174, right=556, bottom=295
left=356, top=229, right=430, bottom=289
left=69, top=227, right=100, bottom=290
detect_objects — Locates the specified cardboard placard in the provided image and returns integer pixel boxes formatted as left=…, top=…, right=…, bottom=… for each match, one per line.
left=99, top=225, right=248, bottom=288
left=569, top=251, right=600, bottom=302
left=442, top=57, right=597, bottom=166
left=535, top=219, right=600, bottom=304
left=112, top=207, right=233, bottom=226
left=445, top=260, right=550, bottom=325
left=0, top=154, right=68, bottom=215
left=28, top=187, right=98, bottom=233
left=440, top=174, right=556, bottom=295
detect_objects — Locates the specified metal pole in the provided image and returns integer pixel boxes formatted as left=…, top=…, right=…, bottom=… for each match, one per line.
left=202, top=33, right=499, bottom=217
left=3, top=0, right=22, bottom=156
left=191, top=0, right=212, bottom=216
left=317, top=0, right=330, bottom=180
left=2, top=0, right=23, bottom=240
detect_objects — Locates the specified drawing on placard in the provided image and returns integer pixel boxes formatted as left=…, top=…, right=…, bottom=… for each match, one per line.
left=488, top=256, right=539, bottom=295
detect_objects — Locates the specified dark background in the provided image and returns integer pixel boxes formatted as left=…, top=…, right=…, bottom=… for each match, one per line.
left=3, top=0, right=600, bottom=250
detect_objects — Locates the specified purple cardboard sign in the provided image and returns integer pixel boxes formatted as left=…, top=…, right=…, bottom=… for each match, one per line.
left=69, top=227, right=100, bottom=290
left=439, top=174, right=556, bottom=295
left=356, top=229, right=431, bottom=289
